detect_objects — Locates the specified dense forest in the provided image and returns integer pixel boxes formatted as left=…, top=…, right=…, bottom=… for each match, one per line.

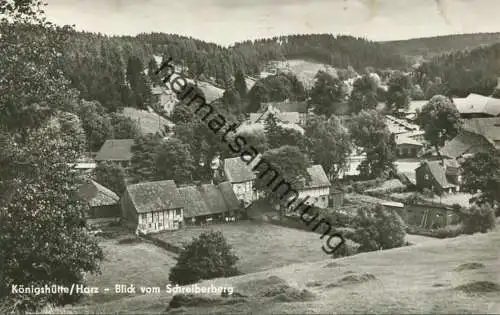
left=48, top=29, right=409, bottom=112
left=381, top=32, right=500, bottom=61
left=13, top=24, right=500, bottom=115
left=415, top=42, right=500, bottom=97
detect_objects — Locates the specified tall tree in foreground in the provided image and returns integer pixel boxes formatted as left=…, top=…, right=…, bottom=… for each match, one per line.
left=1, top=125, right=103, bottom=312
left=416, top=95, right=462, bottom=158
left=1, top=2, right=104, bottom=311
left=169, top=231, right=239, bottom=285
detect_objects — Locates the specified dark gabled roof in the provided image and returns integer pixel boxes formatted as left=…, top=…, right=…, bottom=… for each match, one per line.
left=177, top=185, right=211, bottom=218
left=125, top=180, right=182, bottom=213
left=217, top=181, right=241, bottom=211
left=178, top=182, right=241, bottom=218
left=302, top=165, right=331, bottom=189
left=94, top=139, right=135, bottom=161
left=417, top=160, right=456, bottom=189
left=462, top=117, right=500, bottom=150
left=78, top=180, right=120, bottom=207
left=440, top=132, right=488, bottom=159
left=262, top=101, right=308, bottom=113
left=223, top=157, right=256, bottom=183
left=198, top=183, right=229, bottom=215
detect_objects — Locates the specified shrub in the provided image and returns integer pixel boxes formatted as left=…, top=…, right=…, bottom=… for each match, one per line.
left=350, top=204, right=406, bottom=252
left=432, top=225, right=464, bottom=238
left=316, top=208, right=351, bottom=227
left=461, top=203, right=496, bottom=234
left=168, top=231, right=240, bottom=285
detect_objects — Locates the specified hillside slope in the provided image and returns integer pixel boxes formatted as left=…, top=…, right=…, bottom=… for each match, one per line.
left=381, top=32, right=500, bottom=60
left=57, top=230, right=500, bottom=314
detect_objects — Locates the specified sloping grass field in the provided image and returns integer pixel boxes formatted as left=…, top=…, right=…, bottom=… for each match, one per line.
left=271, top=59, right=339, bottom=89
left=78, top=237, right=178, bottom=305
left=54, top=229, right=500, bottom=314
left=121, top=107, right=174, bottom=135
left=152, top=221, right=332, bottom=274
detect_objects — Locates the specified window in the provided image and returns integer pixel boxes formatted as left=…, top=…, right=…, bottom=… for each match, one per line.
left=141, top=214, right=147, bottom=221
left=176, top=209, right=181, bottom=216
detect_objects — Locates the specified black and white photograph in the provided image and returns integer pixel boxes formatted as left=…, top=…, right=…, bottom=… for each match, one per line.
left=1, top=0, right=500, bottom=313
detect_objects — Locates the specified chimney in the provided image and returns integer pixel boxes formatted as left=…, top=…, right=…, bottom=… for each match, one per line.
left=496, top=77, right=500, bottom=90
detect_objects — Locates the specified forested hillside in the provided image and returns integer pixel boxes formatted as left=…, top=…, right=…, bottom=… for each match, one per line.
left=35, top=26, right=500, bottom=114
left=381, top=32, right=500, bottom=60
left=415, top=42, right=500, bottom=97
left=51, top=30, right=408, bottom=113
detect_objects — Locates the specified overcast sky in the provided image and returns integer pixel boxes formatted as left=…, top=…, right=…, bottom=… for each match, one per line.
left=45, top=0, right=500, bottom=46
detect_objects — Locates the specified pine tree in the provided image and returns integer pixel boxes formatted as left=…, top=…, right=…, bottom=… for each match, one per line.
left=234, top=69, right=247, bottom=99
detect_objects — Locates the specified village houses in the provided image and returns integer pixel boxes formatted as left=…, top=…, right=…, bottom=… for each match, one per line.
left=255, top=100, right=309, bottom=126
left=223, top=157, right=259, bottom=207
left=94, top=139, right=135, bottom=167
left=77, top=179, right=121, bottom=226
left=121, top=180, right=184, bottom=234
left=415, top=159, right=461, bottom=195
left=151, top=86, right=177, bottom=117
left=120, top=179, right=242, bottom=235
left=222, top=156, right=332, bottom=211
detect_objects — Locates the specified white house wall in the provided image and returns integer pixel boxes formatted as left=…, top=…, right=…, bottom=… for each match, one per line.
left=297, top=187, right=330, bottom=208
left=137, top=209, right=183, bottom=234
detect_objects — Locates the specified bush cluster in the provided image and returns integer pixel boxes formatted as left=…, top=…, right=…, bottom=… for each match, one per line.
left=348, top=204, right=406, bottom=252
left=169, top=231, right=240, bottom=285
left=461, top=204, right=496, bottom=234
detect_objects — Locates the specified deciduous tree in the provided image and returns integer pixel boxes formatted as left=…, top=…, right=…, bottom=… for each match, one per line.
left=0, top=125, right=103, bottom=312
left=155, top=137, right=195, bottom=184
left=1, top=3, right=103, bottom=310
left=93, top=162, right=127, bottom=196
left=304, top=115, right=352, bottom=181
left=349, top=110, right=396, bottom=179
left=109, top=113, right=141, bottom=139
left=264, top=114, right=305, bottom=149
left=309, top=70, right=346, bottom=117
left=385, top=71, right=411, bottom=114
left=254, top=145, right=311, bottom=209
left=461, top=151, right=500, bottom=207
left=348, top=75, right=379, bottom=114
left=416, top=95, right=462, bottom=158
